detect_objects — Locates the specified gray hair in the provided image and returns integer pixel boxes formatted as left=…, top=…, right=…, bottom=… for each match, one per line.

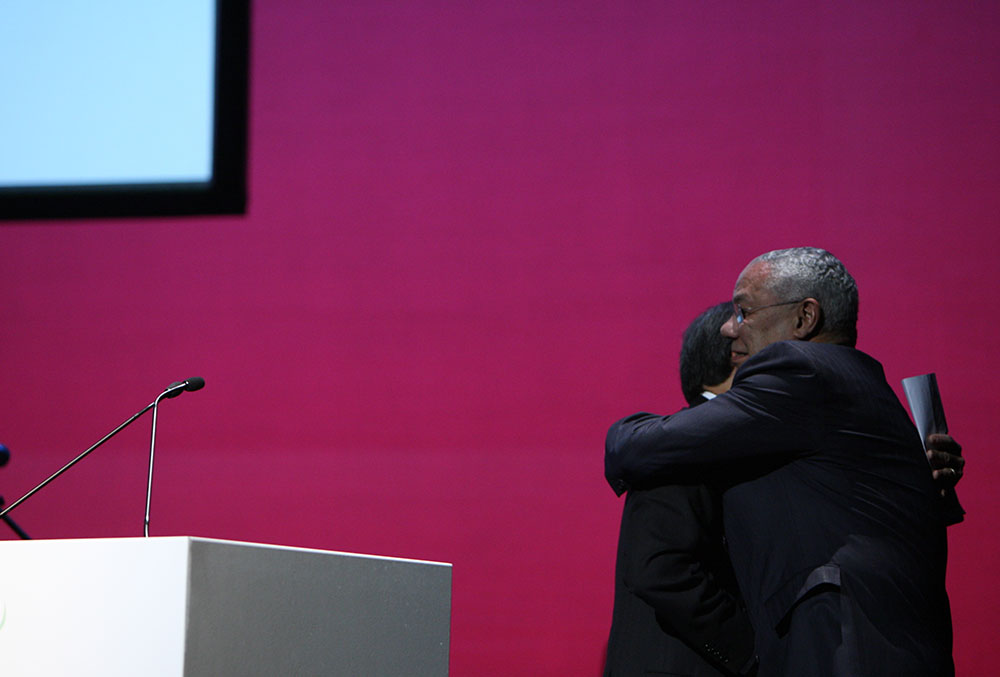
left=752, top=247, right=859, bottom=346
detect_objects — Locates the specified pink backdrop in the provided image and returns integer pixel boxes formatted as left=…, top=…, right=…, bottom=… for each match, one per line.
left=1, top=1, right=997, bottom=674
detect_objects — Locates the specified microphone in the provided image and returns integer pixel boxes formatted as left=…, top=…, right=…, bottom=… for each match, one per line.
left=0, top=444, right=30, bottom=539
left=0, top=378, right=206, bottom=536
left=145, top=377, right=206, bottom=536
left=162, top=377, right=206, bottom=399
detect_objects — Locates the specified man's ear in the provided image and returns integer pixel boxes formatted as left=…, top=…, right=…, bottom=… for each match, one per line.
left=793, top=298, right=821, bottom=339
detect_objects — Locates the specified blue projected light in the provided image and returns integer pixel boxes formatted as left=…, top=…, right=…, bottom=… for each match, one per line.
left=1, top=3, right=215, bottom=186
left=0, top=0, right=248, bottom=219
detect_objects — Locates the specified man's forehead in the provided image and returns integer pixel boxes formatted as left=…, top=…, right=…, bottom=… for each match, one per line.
left=732, top=262, right=771, bottom=301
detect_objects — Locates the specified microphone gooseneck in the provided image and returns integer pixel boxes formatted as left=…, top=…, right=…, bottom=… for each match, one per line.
left=145, top=377, right=205, bottom=536
left=0, top=378, right=206, bottom=537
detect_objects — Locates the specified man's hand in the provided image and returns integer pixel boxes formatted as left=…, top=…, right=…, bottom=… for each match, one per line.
left=926, top=433, right=964, bottom=494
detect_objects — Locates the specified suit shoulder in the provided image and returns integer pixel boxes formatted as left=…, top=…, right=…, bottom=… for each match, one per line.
left=743, top=341, right=877, bottom=376
left=730, top=342, right=848, bottom=409
left=733, top=341, right=820, bottom=384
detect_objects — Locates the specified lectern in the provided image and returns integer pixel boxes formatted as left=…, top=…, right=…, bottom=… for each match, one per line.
left=0, top=537, right=452, bottom=676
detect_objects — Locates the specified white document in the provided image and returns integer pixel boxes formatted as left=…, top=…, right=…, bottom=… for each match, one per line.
left=901, top=373, right=948, bottom=448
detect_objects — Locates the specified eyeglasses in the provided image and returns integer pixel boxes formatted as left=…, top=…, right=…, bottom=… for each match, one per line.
left=733, top=299, right=806, bottom=325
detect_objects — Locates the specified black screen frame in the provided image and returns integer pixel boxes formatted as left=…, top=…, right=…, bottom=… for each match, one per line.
left=0, top=0, right=250, bottom=221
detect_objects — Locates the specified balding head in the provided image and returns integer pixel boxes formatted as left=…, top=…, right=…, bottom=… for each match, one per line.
left=721, top=247, right=859, bottom=366
left=753, top=247, right=858, bottom=346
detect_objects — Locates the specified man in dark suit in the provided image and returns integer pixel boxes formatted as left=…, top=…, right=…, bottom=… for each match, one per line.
left=605, top=248, right=958, bottom=676
left=604, top=302, right=756, bottom=676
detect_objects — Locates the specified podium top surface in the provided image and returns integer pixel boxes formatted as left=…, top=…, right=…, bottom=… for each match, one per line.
left=0, top=535, right=453, bottom=568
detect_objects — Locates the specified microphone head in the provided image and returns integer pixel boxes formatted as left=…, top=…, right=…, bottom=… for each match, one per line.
left=163, top=381, right=186, bottom=398
left=162, top=378, right=205, bottom=398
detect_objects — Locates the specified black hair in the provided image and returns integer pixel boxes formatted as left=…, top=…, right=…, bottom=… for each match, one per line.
left=679, top=301, right=734, bottom=406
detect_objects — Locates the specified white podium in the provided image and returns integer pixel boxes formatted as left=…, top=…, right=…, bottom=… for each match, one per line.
left=0, top=537, right=452, bottom=676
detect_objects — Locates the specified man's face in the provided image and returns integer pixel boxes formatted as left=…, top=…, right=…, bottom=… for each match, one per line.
left=720, top=261, right=802, bottom=367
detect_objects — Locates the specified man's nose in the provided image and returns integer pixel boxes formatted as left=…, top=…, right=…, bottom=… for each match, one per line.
left=721, top=314, right=739, bottom=338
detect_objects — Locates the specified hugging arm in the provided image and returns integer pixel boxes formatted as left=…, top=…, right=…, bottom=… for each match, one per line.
left=606, top=347, right=821, bottom=495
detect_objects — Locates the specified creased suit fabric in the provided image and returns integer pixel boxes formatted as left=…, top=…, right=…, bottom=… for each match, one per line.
left=606, top=341, right=954, bottom=676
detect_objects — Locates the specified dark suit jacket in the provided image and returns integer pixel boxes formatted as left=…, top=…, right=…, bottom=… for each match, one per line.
left=605, top=341, right=954, bottom=675
left=604, top=480, right=755, bottom=676
left=604, top=395, right=755, bottom=677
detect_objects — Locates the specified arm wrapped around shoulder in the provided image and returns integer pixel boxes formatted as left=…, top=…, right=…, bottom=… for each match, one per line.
left=605, top=412, right=673, bottom=496
left=605, top=343, right=830, bottom=496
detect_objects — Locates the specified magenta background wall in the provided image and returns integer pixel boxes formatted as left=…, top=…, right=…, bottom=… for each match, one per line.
left=1, top=1, right=997, bottom=674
